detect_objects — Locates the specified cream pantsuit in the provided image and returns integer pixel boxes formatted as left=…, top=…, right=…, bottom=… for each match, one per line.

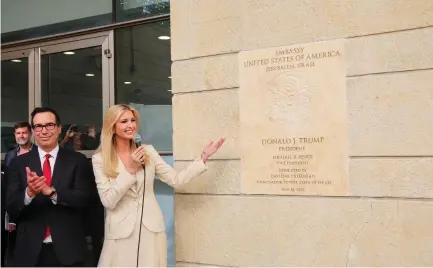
left=92, top=145, right=207, bottom=267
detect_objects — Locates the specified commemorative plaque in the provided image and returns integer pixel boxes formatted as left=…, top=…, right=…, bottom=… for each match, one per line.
left=239, top=39, right=348, bottom=196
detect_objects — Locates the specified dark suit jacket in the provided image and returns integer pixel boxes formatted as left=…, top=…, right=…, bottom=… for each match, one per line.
left=6, top=148, right=95, bottom=266
left=4, top=144, right=37, bottom=226
left=1, top=168, right=6, bottom=225
left=4, top=145, right=18, bottom=168
left=4, top=144, right=36, bottom=168
left=1, top=170, right=6, bottom=267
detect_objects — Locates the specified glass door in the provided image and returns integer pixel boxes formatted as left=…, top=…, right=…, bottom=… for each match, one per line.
left=36, top=32, right=114, bottom=156
left=1, top=31, right=114, bottom=159
left=1, top=49, right=35, bottom=154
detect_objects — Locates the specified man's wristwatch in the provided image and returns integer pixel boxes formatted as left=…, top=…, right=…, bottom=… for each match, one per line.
left=48, top=187, right=56, bottom=198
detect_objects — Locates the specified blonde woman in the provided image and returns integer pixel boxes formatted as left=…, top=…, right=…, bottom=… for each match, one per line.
left=92, top=104, right=224, bottom=267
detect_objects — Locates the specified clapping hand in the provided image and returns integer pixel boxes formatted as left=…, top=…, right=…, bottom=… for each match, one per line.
left=201, top=138, right=225, bottom=163
left=26, top=167, right=50, bottom=197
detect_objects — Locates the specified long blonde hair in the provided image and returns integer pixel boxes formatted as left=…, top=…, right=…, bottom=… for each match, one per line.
left=97, top=104, right=146, bottom=178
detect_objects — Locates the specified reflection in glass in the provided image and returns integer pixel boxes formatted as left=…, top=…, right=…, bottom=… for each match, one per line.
left=1, top=58, right=29, bottom=152
left=59, top=124, right=99, bottom=151
left=115, top=20, right=172, bottom=151
left=116, top=0, right=170, bottom=22
left=41, top=47, right=103, bottom=151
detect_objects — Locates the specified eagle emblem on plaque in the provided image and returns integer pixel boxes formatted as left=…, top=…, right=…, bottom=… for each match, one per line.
left=266, top=72, right=312, bottom=123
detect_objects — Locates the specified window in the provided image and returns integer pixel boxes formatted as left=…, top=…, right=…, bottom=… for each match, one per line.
left=1, top=52, right=30, bottom=152
left=115, top=20, right=172, bottom=152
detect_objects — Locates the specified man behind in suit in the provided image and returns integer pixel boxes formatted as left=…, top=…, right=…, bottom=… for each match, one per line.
left=5, top=122, right=35, bottom=166
left=6, top=107, right=96, bottom=267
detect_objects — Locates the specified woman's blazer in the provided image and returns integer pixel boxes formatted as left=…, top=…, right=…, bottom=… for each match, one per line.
left=92, top=145, right=207, bottom=239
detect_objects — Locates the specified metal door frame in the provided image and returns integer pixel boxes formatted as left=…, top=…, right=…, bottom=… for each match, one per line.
left=1, top=31, right=115, bottom=159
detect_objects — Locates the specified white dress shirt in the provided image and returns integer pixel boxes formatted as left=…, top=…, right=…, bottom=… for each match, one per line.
left=24, top=145, right=59, bottom=243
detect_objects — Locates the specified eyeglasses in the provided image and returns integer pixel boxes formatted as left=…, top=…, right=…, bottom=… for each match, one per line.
left=33, top=123, right=57, bottom=132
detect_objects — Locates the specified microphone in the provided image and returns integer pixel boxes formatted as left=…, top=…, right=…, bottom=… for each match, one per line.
left=133, top=133, right=142, bottom=147
left=133, top=134, right=144, bottom=168
left=133, top=133, right=145, bottom=267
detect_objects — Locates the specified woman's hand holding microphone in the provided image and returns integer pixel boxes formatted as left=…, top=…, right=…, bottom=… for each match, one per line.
left=128, top=145, right=145, bottom=174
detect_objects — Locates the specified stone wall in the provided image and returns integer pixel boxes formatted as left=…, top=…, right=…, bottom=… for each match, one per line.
left=170, top=0, right=433, bottom=266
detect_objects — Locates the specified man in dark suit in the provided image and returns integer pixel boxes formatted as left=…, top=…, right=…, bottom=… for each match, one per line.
left=1, top=169, right=6, bottom=267
left=6, top=107, right=96, bottom=267
left=3, top=122, right=36, bottom=265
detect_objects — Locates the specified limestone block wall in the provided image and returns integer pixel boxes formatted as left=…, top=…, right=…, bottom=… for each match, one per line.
left=170, top=0, right=433, bottom=266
